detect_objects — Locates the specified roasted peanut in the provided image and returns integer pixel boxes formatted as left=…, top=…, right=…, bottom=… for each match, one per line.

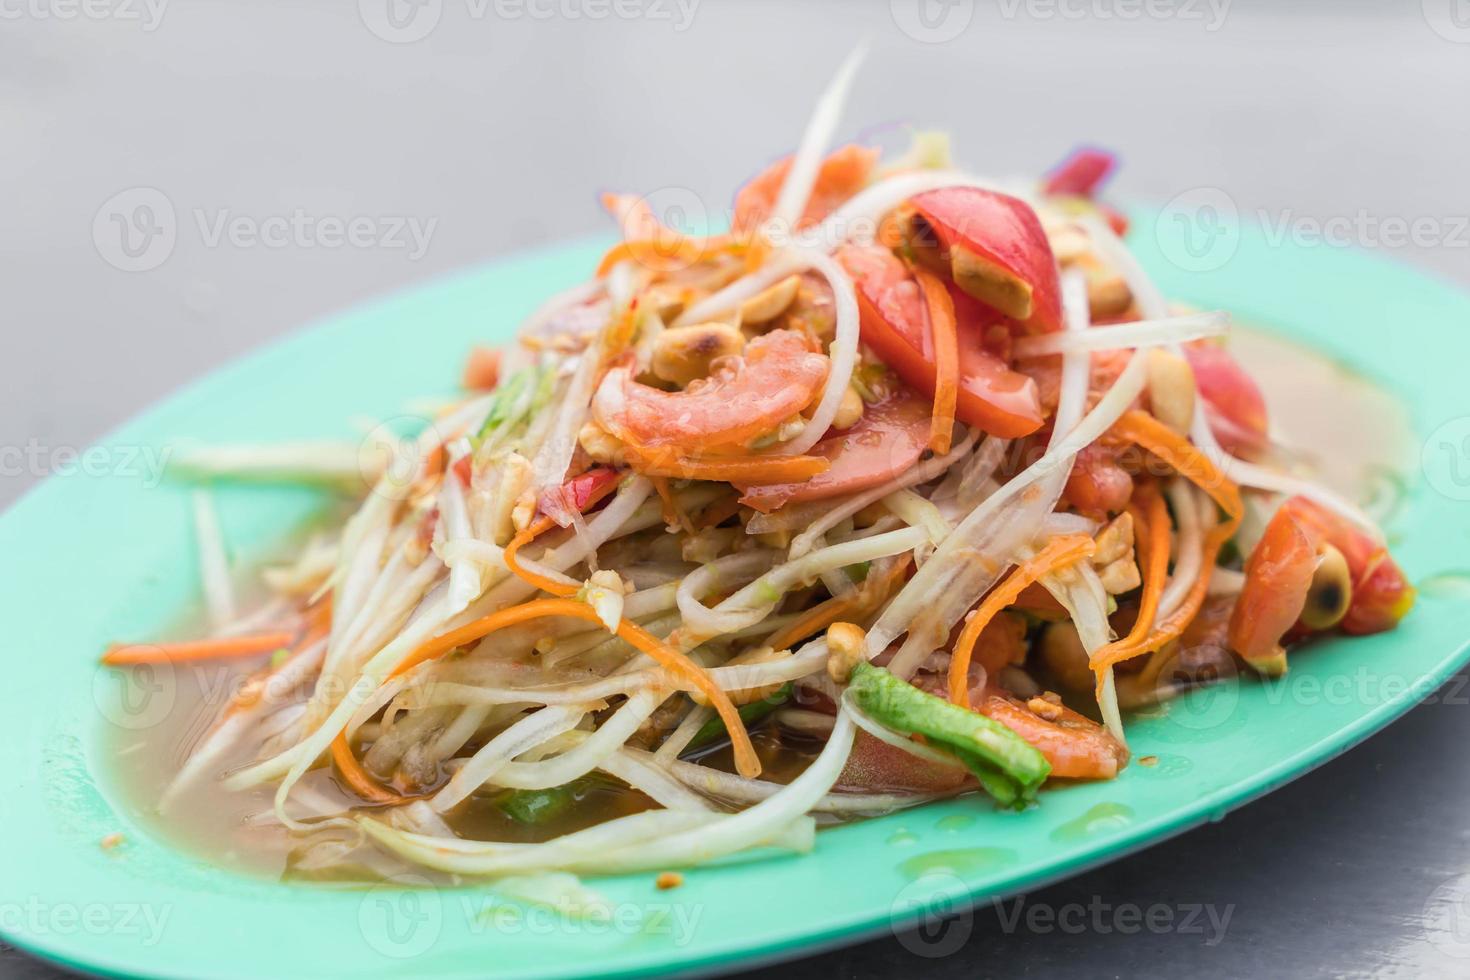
left=1146, top=349, right=1197, bottom=436
left=578, top=421, right=626, bottom=466
left=825, top=621, right=867, bottom=683
left=739, top=275, right=801, bottom=326
left=651, top=322, right=746, bottom=387
left=831, top=385, right=865, bottom=431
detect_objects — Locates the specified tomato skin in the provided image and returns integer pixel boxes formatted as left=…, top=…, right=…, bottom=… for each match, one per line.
left=462, top=347, right=501, bottom=391
left=592, top=329, right=828, bottom=454
left=1343, top=558, right=1417, bottom=636
left=837, top=245, right=1044, bottom=439
left=1064, top=443, right=1134, bottom=516
left=537, top=467, right=619, bottom=520
left=736, top=388, right=931, bottom=513
left=733, top=144, right=879, bottom=234
left=909, top=187, right=1064, bottom=334
left=1043, top=147, right=1118, bottom=198
left=836, top=730, right=970, bottom=795
left=1278, top=497, right=1415, bottom=636
left=1182, top=341, right=1270, bottom=457
left=1228, top=506, right=1317, bottom=670
left=979, top=695, right=1126, bottom=780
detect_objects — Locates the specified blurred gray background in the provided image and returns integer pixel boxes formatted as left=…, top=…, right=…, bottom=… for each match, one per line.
left=3, top=1, right=1469, bottom=977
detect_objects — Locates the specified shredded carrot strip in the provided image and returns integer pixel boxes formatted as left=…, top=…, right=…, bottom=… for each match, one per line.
left=912, top=265, right=958, bottom=454
left=1088, top=411, right=1246, bottom=677
left=743, top=234, right=772, bottom=273
left=650, top=475, right=692, bottom=533
left=765, top=594, right=860, bottom=654
left=1111, top=410, right=1243, bottom=523
left=766, top=557, right=910, bottom=652
left=388, top=598, right=762, bottom=778
left=948, top=535, right=1097, bottom=709
left=597, top=235, right=730, bottom=277
left=696, top=494, right=743, bottom=530
left=1088, top=487, right=1171, bottom=672
left=876, top=208, right=907, bottom=250
left=226, top=599, right=335, bottom=717
left=504, top=517, right=577, bottom=599
left=623, top=444, right=829, bottom=484
left=102, top=632, right=296, bottom=667
left=330, top=731, right=422, bottom=806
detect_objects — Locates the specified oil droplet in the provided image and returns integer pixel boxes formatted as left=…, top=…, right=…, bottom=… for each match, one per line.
left=899, top=847, right=1016, bottom=879
left=1420, top=571, right=1470, bottom=600
left=935, top=814, right=976, bottom=833
left=1050, top=803, right=1135, bottom=842
left=887, top=829, right=917, bottom=847
left=1148, top=754, right=1194, bottom=777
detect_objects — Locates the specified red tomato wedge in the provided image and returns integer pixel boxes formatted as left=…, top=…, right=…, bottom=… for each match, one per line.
left=462, top=346, right=501, bottom=391
left=1182, top=340, right=1270, bottom=457
left=1042, top=147, right=1118, bottom=198
left=536, top=467, right=620, bottom=523
left=733, top=144, right=879, bottom=234
left=979, top=694, right=1127, bottom=780
left=908, top=186, right=1064, bottom=334
left=1278, top=496, right=1415, bottom=636
left=736, top=389, right=931, bottom=513
left=836, top=730, right=969, bottom=795
left=1228, top=504, right=1317, bottom=674
left=591, top=329, right=828, bottom=455
left=837, top=245, right=1044, bottom=439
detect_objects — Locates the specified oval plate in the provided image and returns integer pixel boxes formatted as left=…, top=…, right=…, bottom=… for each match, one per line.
left=3, top=217, right=1470, bottom=979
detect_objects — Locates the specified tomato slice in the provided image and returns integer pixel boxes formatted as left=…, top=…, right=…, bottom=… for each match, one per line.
left=1182, top=341, right=1270, bottom=457
left=733, top=144, right=879, bottom=235
left=836, top=730, right=970, bottom=795
left=736, top=388, right=931, bottom=513
left=979, top=694, right=1126, bottom=780
left=591, top=329, right=828, bottom=455
left=1228, top=505, right=1317, bottom=673
left=537, top=467, right=620, bottom=521
left=1064, top=442, right=1134, bottom=517
left=909, top=187, right=1064, bottom=334
left=837, top=245, right=1044, bottom=439
left=1278, top=497, right=1415, bottom=636
left=1042, top=147, right=1117, bottom=198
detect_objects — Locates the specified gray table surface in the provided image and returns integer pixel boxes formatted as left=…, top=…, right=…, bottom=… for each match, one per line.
left=3, top=1, right=1469, bottom=976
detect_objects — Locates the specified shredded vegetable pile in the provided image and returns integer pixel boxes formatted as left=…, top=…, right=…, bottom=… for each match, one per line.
left=116, top=53, right=1416, bottom=880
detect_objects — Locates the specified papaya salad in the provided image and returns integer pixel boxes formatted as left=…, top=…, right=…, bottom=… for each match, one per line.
left=111, top=55, right=1416, bottom=880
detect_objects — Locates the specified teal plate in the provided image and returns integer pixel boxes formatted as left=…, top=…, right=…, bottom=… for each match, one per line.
left=3, top=215, right=1470, bottom=979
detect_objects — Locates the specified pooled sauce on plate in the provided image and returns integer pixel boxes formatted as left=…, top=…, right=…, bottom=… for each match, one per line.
left=107, top=325, right=1413, bottom=882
